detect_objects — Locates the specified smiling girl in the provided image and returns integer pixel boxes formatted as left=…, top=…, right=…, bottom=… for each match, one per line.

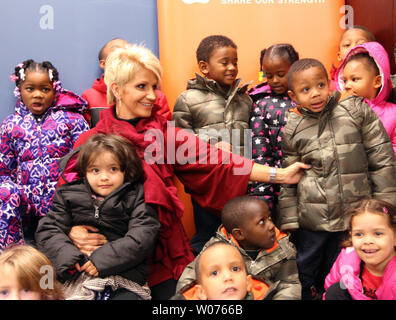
left=324, top=199, right=396, bottom=300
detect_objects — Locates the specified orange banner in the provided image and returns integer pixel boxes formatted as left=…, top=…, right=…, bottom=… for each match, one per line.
left=158, top=0, right=345, bottom=238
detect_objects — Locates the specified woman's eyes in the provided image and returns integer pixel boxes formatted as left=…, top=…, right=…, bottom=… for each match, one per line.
left=136, top=84, right=157, bottom=91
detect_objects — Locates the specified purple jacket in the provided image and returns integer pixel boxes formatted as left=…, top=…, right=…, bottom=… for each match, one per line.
left=324, top=247, right=396, bottom=300
left=335, top=41, right=396, bottom=154
left=0, top=89, right=89, bottom=216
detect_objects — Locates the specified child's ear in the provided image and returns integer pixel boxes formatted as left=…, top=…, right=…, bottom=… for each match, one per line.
left=287, top=89, right=296, bottom=102
left=231, top=228, right=244, bottom=241
left=99, top=59, right=106, bottom=71
left=195, top=285, right=208, bottom=300
left=246, top=274, right=253, bottom=292
left=373, top=74, right=382, bottom=89
left=337, top=51, right=343, bottom=62
left=198, top=60, right=209, bottom=77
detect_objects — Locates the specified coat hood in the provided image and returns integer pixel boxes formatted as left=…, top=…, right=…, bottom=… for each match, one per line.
left=91, top=74, right=107, bottom=93
left=335, top=41, right=392, bottom=106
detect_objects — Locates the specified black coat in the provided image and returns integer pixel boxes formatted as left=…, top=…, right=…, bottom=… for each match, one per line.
left=35, top=178, right=160, bottom=285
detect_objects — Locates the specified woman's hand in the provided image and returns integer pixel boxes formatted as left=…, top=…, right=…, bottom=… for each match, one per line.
left=250, top=162, right=311, bottom=185
left=214, top=141, right=233, bottom=152
left=277, top=162, right=312, bottom=184
left=69, top=225, right=107, bottom=256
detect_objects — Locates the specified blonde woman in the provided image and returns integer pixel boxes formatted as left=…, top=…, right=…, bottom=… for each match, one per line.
left=58, top=44, right=310, bottom=299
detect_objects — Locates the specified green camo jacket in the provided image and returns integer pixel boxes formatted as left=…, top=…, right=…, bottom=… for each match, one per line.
left=172, top=73, right=252, bottom=156
left=176, top=225, right=301, bottom=300
left=279, top=94, right=396, bottom=232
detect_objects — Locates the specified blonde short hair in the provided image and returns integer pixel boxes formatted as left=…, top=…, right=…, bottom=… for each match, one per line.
left=104, top=44, right=163, bottom=105
left=0, top=245, right=64, bottom=300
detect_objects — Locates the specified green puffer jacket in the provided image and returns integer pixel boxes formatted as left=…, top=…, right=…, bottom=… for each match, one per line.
left=172, top=73, right=252, bottom=156
left=279, top=94, right=396, bottom=232
left=176, top=225, right=301, bottom=300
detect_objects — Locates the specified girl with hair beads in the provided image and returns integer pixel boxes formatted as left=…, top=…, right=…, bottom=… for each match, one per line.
left=248, top=44, right=299, bottom=218
left=0, top=59, right=89, bottom=251
left=36, top=134, right=160, bottom=300
left=0, top=245, right=64, bottom=300
left=324, top=199, right=396, bottom=300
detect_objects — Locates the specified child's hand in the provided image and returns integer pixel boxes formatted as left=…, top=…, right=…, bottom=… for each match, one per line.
left=76, top=261, right=99, bottom=277
left=214, top=141, right=232, bottom=152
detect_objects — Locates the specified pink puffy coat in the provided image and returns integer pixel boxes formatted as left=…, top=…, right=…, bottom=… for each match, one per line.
left=335, top=41, right=396, bottom=155
left=324, top=247, right=396, bottom=300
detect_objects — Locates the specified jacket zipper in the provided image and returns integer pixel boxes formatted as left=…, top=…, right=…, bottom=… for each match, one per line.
left=94, top=207, right=99, bottom=219
left=91, top=183, right=129, bottom=219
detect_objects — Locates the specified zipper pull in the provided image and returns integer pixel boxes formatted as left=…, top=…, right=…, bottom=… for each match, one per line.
left=94, top=207, right=99, bottom=219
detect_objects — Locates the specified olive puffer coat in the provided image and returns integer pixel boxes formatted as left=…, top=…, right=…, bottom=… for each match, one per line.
left=172, top=73, right=252, bottom=156
left=279, top=94, right=396, bottom=232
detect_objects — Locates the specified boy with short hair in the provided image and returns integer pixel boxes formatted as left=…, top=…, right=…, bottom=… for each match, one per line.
left=173, top=241, right=277, bottom=300
left=172, top=35, right=253, bottom=254
left=82, top=38, right=171, bottom=127
left=195, top=242, right=253, bottom=300
left=280, top=58, right=396, bottom=299
left=176, top=196, right=301, bottom=300
left=329, top=25, right=376, bottom=92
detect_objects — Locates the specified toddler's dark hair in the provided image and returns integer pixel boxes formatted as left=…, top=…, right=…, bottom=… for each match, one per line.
left=287, top=58, right=328, bottom=91
left=342, top=198, right=396, bottom=248
left=260, top=43, right=299, bottom=70
left=76, top=133, right=144, bottom=184
left=196, top=35, right=237, bottom=63
left=98, top=37, right=126, bottom=61
left=344, top=52, right=380, bottom=75
left=13, top=59, right=59, bottom=87
left=339, top=25, right=376, bottom=47
left=222, top=195, right=269, bottom=233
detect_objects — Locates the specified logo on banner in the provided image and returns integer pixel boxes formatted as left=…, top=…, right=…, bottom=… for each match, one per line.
left=182, top=0, right=210, bottom=4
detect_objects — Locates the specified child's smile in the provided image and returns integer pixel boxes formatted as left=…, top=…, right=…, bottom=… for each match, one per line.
left=352, top=212, right=396, bottom=276
left=201, top=46, right=238, bottom=88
